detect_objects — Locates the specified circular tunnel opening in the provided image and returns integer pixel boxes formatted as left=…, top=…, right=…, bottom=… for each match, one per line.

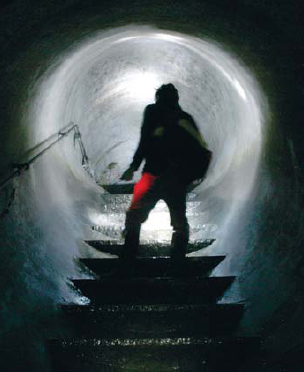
left=30, top=25, right=267, bottom=252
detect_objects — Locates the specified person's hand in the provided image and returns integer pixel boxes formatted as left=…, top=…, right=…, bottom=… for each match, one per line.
left=120, top=167, right=135, bottom=181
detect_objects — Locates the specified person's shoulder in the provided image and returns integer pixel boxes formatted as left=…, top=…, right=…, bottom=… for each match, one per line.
left=179, top=110, right=193, bottom=121
left=179, top=110, right=197, bottom=127
left=145, top=103, right=157, bottom=111
left=143, top=103, right=157, bottom=116
left=142, top=104, right=158, bottom=127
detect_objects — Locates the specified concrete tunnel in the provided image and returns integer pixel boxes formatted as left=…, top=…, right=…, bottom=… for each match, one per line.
left=0, top=0, right=304, bottom=370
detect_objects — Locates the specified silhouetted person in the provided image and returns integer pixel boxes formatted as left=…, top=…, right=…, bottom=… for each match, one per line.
left=120, top=83, right=211, bottom=269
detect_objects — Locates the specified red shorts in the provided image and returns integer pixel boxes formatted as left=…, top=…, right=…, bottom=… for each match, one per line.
left=126, top=172, right=188, bottom=234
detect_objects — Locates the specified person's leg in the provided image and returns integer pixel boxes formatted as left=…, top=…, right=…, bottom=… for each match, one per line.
left=120, top=172, right=160, bottom=263
left=163, top=182, right=189, bottom=262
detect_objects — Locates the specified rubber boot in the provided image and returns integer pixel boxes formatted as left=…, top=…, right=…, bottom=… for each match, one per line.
left=169, top=230, right=189, bottom=276
left=117, top=226, right=141, bottom=276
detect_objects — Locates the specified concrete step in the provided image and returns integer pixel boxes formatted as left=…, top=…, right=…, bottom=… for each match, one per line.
left=99, top=198, right=202, bottom=214
left=100, top=193, right=198, bottom=203
left=80, top=256, right=224, bottom=277
left=71, top=276, right=235, bottom=305
left=90, top=217, right=210, bottom=237
left=61, top=303, right=244, bottom=338
left=100, top=184, right=199, bottom=195
left=84, top=239, right=216, bottom=257
left=48, top=336, right=261, bottom=372
left=90, top=225, right=206, bottom=241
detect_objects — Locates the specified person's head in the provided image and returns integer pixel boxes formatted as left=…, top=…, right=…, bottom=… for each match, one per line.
left=155, top=83, right=179, bottom=106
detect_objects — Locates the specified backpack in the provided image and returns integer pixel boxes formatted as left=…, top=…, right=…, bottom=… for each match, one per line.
left=166, top=115, right=212, bottom=184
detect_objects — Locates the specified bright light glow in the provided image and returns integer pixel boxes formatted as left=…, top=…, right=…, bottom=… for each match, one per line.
left=95, top=70, right=162, bottom=106
left=117, top=71, right=161, bottom=103
left=142, top=211, right=171, bottom=231
left=88, top=208, right=171, bottom=231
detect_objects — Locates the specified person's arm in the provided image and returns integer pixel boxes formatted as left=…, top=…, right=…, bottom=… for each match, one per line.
left=178, top=116, right=208, bottom=149
left=120, top=105, right=152, bottom=181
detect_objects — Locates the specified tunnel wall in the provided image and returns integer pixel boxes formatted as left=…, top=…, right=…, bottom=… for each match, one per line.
left=0, top=1, right=304, bottom=371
